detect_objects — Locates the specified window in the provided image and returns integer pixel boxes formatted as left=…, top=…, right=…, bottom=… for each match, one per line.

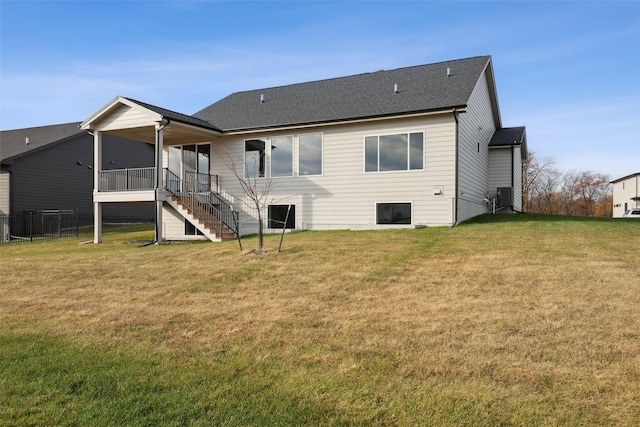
left=268, top=205, right=295, bottom=229
left=168, top=146, right=181, bottom=176
left=299, top=133, right=323, bottom=175
left=198, top=145, right=210, bottom=176
left=410, top=133, right=424, bottom=170
left=365, top=136, right=378, bottom=172
left=168, top=144, right=211, bottom=191
left=271, top=136, right=293, bottom=177
left=376, top=203, right=411, bottom=224
left=185, top=219, right=204, bottom=236
left=245, top=139, right=265, bottom=178
left=365, top=132, right=424, bottom=172
left=196, top=145, right=211, bottom=191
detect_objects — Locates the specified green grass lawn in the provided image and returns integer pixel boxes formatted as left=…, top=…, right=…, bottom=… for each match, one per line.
left=1, top=215, right=639, bottom=426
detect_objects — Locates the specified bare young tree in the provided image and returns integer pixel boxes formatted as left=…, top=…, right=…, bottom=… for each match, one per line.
left=559, top=171, right=579, bottom=216
left=524, top=153, right=611, bottom=217
left=222, top=147, right=274, bottom=252
left=523, top=152, right=561, bottom=213
left=562, top=171, right=611, bottom=217
left=536, top=166, right=563, bottom=214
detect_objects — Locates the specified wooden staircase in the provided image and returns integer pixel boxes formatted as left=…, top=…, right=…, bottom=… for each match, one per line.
left=166, top=196, right=236, bottom=242
left=164, top=170, right=239, bottom=243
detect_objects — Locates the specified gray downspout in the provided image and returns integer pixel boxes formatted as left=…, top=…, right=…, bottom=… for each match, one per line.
left=511, top=144, right=515, bottom=211
left=452, top=108, right=460, bottom=226
left=511, top=145, right=515, bottom=188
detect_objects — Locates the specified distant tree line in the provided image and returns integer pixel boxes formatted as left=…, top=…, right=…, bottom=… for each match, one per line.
left=523, top=152, right=612, bottom=217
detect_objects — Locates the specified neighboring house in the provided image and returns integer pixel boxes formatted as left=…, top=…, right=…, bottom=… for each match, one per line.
left=0, top=123, right=155, bottom=225
left=611, top=172, right=640, bottom=217
left=80, top=55, right=528, bottom=243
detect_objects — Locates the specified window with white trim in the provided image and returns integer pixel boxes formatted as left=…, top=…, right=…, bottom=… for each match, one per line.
left=376, top=202, right=412, bottom=224
left=271, top=136, right=293, bottom=177
left=245, top=139, right=265, bottom=178
left=365, top=132, right=424, bottom=172
left=268, top=204, right=295, bottom=229
left=299, top=133, right=323, bottom=176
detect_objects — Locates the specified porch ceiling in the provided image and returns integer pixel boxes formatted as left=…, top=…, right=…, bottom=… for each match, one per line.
left=106, top=121, right=220, bottom=145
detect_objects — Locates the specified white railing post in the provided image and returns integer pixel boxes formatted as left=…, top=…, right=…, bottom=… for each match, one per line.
left=93, top=131, right=103, bottom=243
left=154, top=124, right=164, bottom=244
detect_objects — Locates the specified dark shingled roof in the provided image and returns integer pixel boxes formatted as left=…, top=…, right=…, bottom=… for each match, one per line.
left=1, top=122, right=83, bottom=162
left=194, top=56, right=492, bottom=131
left=123, top=98, right=222, bottom=132
left=489, top=127, right=526, bottom=147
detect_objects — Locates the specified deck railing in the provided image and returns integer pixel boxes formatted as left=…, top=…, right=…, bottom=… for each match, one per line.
left=99, top=167, right=156, bottom=192
left=98, top=168, right=221, bottom=194
left=165, top=169, right=239, bottom=240
left=183, top=171, right=220, bottom=194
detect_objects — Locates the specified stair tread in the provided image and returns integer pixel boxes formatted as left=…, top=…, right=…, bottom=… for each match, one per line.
left=168, top=195, right=237, bottom=241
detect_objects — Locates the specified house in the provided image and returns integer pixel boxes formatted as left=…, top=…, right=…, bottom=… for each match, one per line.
left=80, top=55, right=528, bottom=243
left=0, top=123, right=155, bottom=225
left=611, top=172, right=640, bottom=217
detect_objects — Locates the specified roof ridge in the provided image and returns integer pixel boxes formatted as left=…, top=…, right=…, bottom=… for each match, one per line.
left=123, top=97, right=221, bottom=131
left=227, top=55, right=492, bottom=95
left=123, top=97, right=199, bottom=119
left=1, top=121, right=82, bottom=133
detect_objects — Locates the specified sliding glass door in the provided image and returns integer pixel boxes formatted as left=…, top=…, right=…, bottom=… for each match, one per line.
left=167, top=144, right=210, bottom=192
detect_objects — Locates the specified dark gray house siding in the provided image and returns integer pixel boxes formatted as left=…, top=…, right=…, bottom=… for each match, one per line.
left=1, top=127, right=154, bottom=226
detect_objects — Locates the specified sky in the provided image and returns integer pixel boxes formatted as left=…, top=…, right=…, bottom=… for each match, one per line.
left=1, top=0, right=638, bottom=179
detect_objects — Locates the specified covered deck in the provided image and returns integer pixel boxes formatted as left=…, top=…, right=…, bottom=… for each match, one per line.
left=80, top=97, right=223, bottom=243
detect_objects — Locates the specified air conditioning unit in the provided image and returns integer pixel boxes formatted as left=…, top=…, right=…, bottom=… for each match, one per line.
left=496, top=187, right=513, bottom=206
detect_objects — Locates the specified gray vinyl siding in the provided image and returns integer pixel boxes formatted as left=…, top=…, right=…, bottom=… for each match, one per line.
left=488, top=146, right=524, bottom=211
left=0, top=171, right=10, bottom=214
left=205, top=114, right=457, bottom=235
left=4, top=134, right=154, bottom=225
left=456, top=69, right=497, bottom=222
left=512, top=147, right=523, bottom=211
left=488, top=147, right=512, bottom=196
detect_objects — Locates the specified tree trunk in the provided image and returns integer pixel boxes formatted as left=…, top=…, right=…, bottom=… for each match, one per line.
left=257, top=212, right=264, bottom=251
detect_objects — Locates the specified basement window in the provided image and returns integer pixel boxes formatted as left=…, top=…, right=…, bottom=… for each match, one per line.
left=185, top=219, right=204, bottom=236
left=268, top=204, right=295, bottom=229
left=376, top=202, right=412, bottom=224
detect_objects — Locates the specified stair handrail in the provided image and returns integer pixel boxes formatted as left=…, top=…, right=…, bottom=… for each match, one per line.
left=164, top=169, right=239, bottom=239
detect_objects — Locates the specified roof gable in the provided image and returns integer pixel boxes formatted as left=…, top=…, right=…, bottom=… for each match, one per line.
left=489, top=126, right=526, bottom=147
left=80, top=96, right=164, bottom=132
left=194, top=56, right=492, bottom=131
left=123, top=98, right=222, bottom=132
left=80, top=96, right=220, bottom=137
left=1, top=122, right=83, bottom=162
left=488, top=126, right=528, bottom=162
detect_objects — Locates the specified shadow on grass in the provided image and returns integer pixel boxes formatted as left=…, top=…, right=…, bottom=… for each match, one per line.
left=0, top=332, right=334, bottom=426
left=459, top=212, right=623, bottom=226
